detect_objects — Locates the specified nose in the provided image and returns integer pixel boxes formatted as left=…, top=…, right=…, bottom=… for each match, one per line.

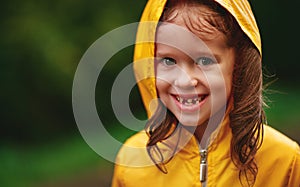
left=174, top=66, right=198, bottom=89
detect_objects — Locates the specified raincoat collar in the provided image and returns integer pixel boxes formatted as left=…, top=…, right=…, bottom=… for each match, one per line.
left=156, top=98, right=233, bottom=161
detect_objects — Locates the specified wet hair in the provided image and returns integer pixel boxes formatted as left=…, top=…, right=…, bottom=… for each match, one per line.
left=145, top=0, right=265, bottom=186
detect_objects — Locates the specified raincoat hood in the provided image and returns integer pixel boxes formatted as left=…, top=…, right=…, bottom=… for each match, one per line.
left=133, top=0, right=261, bottom=117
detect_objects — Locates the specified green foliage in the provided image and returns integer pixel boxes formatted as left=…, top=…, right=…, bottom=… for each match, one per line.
left=1, top=0, right=147, bottom=143
left=0, top=135, right=101, bottom=187
left=0, top=126, right=134, bottom=187
left=264, top=83, right=300, bottom=142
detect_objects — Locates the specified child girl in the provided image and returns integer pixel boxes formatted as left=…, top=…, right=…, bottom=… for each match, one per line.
left=112, top=0, right=300, bottom=186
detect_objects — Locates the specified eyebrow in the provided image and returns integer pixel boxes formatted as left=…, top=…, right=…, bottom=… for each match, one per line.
left=155, top=43, right=223, bottom=63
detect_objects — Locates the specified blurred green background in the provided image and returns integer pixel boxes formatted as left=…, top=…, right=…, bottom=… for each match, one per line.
left=1, top=0, right=299, bottom=187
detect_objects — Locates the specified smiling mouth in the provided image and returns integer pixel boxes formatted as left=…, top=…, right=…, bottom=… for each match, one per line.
left=173, top=94, right=207, bottom=106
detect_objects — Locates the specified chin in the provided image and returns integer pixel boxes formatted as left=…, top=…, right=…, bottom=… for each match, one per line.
left=177, top=115, right=208, bottom=127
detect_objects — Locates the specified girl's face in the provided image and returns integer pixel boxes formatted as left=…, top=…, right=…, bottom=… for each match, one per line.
left=155, top=6, right=235, bottom=127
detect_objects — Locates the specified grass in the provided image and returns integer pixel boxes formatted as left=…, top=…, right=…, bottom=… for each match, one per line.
left=0, top=127, right=135, bottom=187
left=0, top=136, right=98, bottom=187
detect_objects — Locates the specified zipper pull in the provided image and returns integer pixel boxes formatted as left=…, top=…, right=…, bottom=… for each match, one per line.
left=200, top=149, right=207, bottom=183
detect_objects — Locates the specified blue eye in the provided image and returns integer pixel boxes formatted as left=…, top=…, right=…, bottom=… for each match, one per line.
left=196, top=57, right=215, bottom=66
left=160, top=57, right=176, bottom=66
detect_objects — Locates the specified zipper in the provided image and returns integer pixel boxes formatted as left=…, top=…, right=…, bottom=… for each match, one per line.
left=197, top=110, right=225, bottom=185
left=199, top=149, right=208, bottom=183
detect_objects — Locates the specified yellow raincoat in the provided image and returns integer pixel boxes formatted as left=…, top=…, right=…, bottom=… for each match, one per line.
left=112, top=0, right=300, bottom=186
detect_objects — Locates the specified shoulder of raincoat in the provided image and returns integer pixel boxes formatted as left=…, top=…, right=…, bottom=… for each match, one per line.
left=112, top=124, right=300, bottom=187
left=112, top=0, right=300, bottom=186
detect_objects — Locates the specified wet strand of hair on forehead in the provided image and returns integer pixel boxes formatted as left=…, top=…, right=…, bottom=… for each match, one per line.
left=160, top=0, right=235, bottom=43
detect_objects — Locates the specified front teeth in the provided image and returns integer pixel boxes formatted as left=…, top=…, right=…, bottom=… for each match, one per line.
left=176, top=96, right=202, bottom=105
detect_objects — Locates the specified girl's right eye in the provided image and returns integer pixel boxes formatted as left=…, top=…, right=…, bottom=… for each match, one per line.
left=159, top=57, right=176, bottom=66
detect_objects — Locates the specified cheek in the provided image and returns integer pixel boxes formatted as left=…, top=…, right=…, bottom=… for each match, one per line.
left=222, top=64, right=234, bottom=98
left=206, top=70, right=232, bottom=108
left=156, top=66, right=178, bottom=90
left=208, top=62, right=234, bottom=98
left=224, top=74, right=233, bottom=97
left=209, top=72, right=232, bottom=95
left=156, top=79, right=169, bottom=95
